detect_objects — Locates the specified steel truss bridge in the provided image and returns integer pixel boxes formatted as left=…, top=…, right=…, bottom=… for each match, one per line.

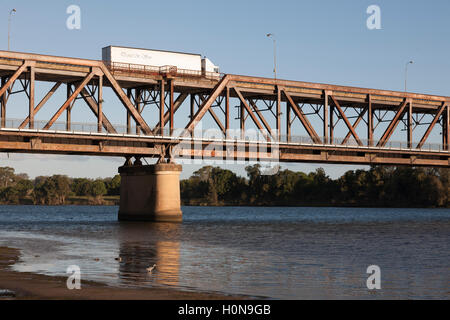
left=0, top=50, right=449, bottom=167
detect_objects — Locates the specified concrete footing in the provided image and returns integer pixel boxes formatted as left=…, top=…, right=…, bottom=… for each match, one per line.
left=118, top=163, right=182, bottom=222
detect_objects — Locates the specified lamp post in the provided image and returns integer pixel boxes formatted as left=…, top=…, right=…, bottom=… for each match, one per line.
left=8, top=8, right=16, bottom=51
left=405, top=60, right=413, bottom=93
left=266, top=33, right=277, bottom=80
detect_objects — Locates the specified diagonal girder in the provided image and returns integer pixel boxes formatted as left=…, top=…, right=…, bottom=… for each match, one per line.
left=282, top=88, right=321, bottom=144
left=330, top=95, right=363, bottom=146
left=0, top=61, right=32, bottom=98
left=416, top=103, right=446, bottom=149
left=234, top=86, right=270, bottom=141
left=198, top=93, right=226, bottom=135
left=185, top=74, right=231, bottom=133
left=19, top=82, right=62, bottom=129
left=248, top=99, right=273, bottom=136
left=342, top=107, right=367, bottom=144
left=99, top=63, right=153, bottom=135
left=155, top=92, right=188, bottom=129
left=376, top=100, right=408, bottom=147
left=208, top=106, right=226, bottom=134
left=79, top=88, right=117, bottom=134
left=44, top=71, right=96, bottom=130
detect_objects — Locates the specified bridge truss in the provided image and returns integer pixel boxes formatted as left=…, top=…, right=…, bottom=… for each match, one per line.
left=0, top=50, right=448, bottom=167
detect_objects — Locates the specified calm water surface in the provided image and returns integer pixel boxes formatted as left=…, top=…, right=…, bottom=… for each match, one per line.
left=0, top=205, right=448, bottom=299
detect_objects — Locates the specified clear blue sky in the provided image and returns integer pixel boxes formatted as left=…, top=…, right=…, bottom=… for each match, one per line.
left=0, top=0, right=449, bottom=179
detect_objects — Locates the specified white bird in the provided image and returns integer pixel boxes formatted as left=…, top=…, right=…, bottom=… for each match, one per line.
left=146, top=264, right=157, bottom=273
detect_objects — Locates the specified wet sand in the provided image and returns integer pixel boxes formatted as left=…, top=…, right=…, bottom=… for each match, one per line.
left=0, top=247, right=244, bottom=300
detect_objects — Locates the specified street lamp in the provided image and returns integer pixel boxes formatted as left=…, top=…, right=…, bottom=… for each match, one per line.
left=8, top=8, right=16, bottom=51
left=405, top=60, right=413, bottom=93
left=266, top=33, right=277, bottom=80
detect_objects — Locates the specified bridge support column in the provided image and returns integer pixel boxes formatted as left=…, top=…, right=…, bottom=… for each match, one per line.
left=118, top=163, right=182, bottom=222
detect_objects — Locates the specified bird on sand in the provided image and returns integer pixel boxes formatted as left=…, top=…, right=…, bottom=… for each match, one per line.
left=146, top=264, right=157, bottom=273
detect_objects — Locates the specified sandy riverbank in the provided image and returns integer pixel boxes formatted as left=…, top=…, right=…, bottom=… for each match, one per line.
left=0, top=247, right=244, bottom=300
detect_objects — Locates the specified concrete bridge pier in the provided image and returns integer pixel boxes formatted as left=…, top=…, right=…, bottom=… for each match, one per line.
left=118, top=160, right=182, bottom=222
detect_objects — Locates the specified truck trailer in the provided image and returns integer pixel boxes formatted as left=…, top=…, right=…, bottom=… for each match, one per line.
left=102, top=45, right=220, bottom=77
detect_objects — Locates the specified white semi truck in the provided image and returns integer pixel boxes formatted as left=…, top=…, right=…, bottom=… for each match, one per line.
left=102, top=45, right=220, bottom=76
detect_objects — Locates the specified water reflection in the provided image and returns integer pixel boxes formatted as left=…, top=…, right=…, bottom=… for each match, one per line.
left=116, top=222, right=180, bottom=287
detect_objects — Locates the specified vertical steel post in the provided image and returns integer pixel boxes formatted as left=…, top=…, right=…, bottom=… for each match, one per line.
left=286, top=100, right=291, bottom=142
left=29, top=66, right=35, bottom=129
left=97, top=75, right=103, bottom=133
left=407, top=99, right=413, bottom=148
left=126, top=89, right=131, bottom=134
left=190, top=94, right=195, bottom=120
left=160, top=80, right=165, bottom=136
left=329, top=93, right=334, bottom=144
left=135, top=88, right=141, bottom=135
left=66, top=83, right=71, bottom=131
left=240, top=101, right=245, bottom=140
left=276, top=86, right=281, bottom=140
left=368, top=94, right=373, bottom=147
left=169, top=80, right=174, bottom=134
left=1, top=77, right=6, bottom=128
left=323, top=91, right=328, bottom=144
left=225, top=86, right=230, bottom=137
left=444, top=104, right=449, bottom=151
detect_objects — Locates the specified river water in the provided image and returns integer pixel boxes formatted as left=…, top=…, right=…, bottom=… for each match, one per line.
left=0, top=205, right=448, bottom=299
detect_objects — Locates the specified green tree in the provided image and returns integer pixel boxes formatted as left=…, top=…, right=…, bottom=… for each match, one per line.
left=91, top=180, right=107, bottom=198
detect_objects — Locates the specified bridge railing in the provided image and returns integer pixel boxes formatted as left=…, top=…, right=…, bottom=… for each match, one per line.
left=0, top=118, right=446, bottom=153
left=104, top=61, right=222, bottom=80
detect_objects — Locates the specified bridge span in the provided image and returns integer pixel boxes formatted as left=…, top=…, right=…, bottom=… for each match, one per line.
left=0, top=50, right=449, bottom=221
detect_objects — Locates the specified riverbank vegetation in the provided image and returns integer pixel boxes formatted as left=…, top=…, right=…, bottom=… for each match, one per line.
left=181, top=165, right=450, bottom=208
left=0, top=167, right=120, bottom=205
left=0, top=165, right=448, bottom=208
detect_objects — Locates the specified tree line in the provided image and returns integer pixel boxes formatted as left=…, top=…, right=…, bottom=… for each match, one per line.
left=181, top=165, right=450, bottom=208
left=0, top=165, right=448, bottom=207
left=0, top=167, right=120, bottom=205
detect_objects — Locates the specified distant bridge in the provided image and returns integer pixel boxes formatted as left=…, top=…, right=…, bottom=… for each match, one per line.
left=0, top=50, right=448, bottom=167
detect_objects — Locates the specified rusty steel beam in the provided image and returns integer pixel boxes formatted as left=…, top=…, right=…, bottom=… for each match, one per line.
left=208, top=106, right=226, bottom=135
left=100, top=64, right=153, bottom=135
left=98, top=75, right=103, bottom=133
left=445, top=105, right=450, bottom=151
left=169, top=80, right=174, bottom=133
left=19, top=82, right=62, bottom=129
left=154, top=92, right=188, bottom=129
left=240, top=100, right=245, bottom=140
left=0, top=61, right=32, bottom=98
left=368, top=95, right=373, bottom=146
left=323, top=91, right=328, bottom=144
left=417, top=103, right=446, bottom=149
left=79, top=88, right=117, bottom=134
left=28, top=66, right=35, bottom=129
left=234, top=87, right=270, bottom=140
left=248, top=99, right=273, bottom=135
left=225, top=86, right=230, bottom=135
left=276, top=86, right=281, bottom=140
left=282, top=88, right=321, bottom=144
left=0, top=77, right=6, bottom=128
left=229, top=74, right=450, bottom=104
left=159, top=80, right=165, bottom=135
left=407, top=100, right=413, bottom=148
left=342, top=107, right=368, bottom=144
left=377, top=100, right=408, bottom=147
left=185, top=74, right=231, bottom=133
left=198, top=93, right=226, bottom=135
left=44, top=71, right=96, bottom=130
left=330, top=95, right=363, bottom=146
left=135, top=88, right=142, bottom=135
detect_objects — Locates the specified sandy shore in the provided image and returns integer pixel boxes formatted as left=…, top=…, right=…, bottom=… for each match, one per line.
left=0, top=246, right=244, bottom=300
